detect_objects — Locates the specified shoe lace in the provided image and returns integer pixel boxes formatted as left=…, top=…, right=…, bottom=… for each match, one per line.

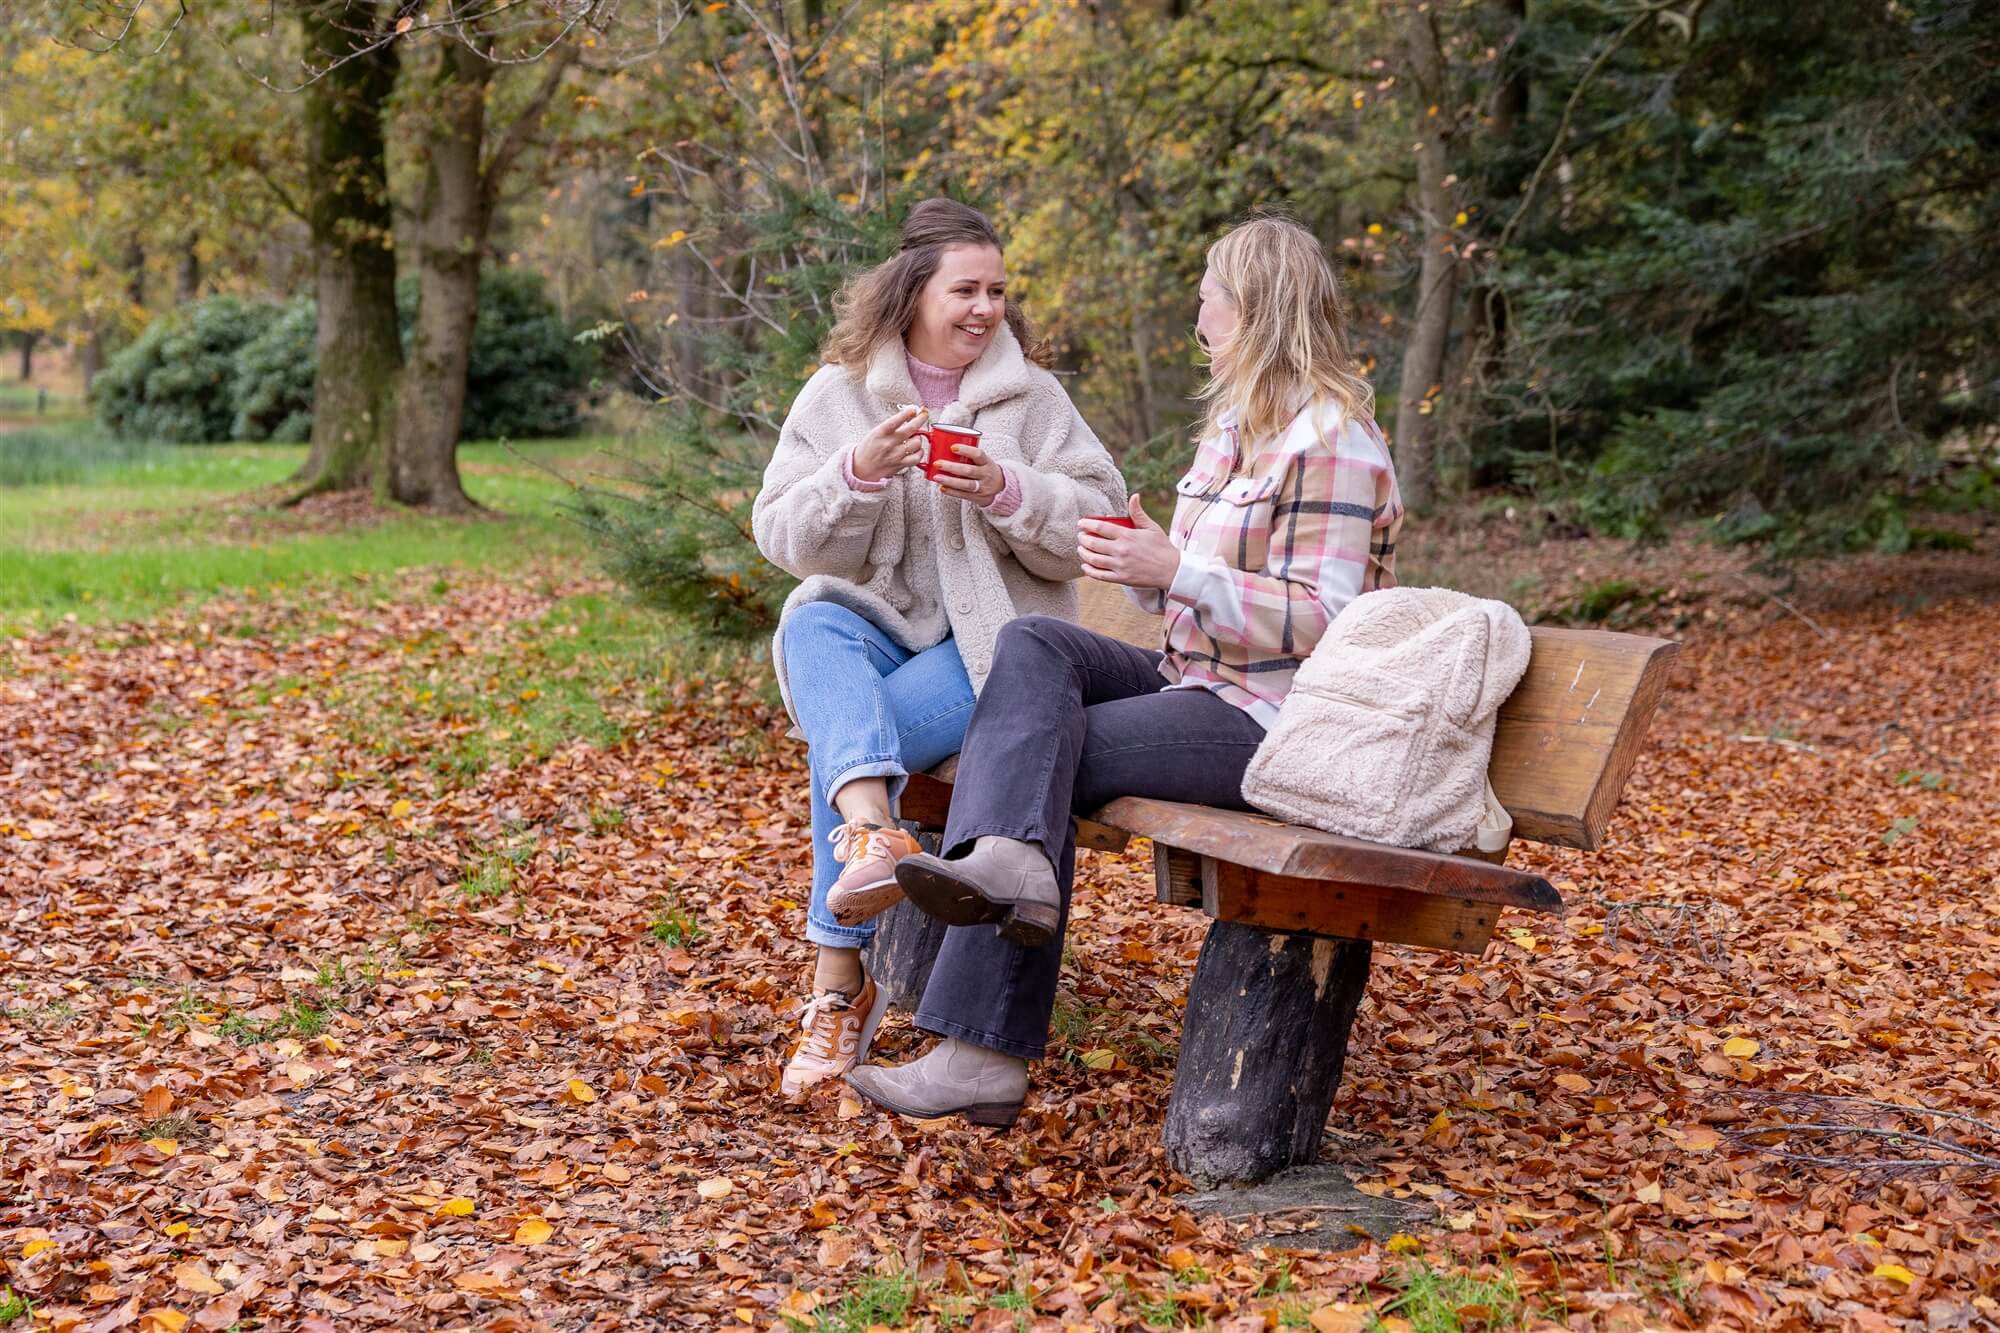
left=796, top=989, right=854, bottom=1056
left=829, top=820, right=902, bottom=865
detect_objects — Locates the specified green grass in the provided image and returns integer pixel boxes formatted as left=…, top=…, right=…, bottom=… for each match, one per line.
left=799, top=1272, right=919, bottom=1333
left=0, top=424, right=156, bottom=486
left=647, top=901, right=702, bottom=947
left=0, top=438, right=612, bottom=633
left=0, top=1285, right=32, bottom=1324
left=1369, top=1261, right=1527, bottom=1333
left=459, top=840, right=535, bottom=903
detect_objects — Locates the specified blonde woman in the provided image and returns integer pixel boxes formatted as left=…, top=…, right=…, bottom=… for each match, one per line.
left=847, top=216, right=1405, bottom=1125
left=752, top=198, right=1126, bottom=1098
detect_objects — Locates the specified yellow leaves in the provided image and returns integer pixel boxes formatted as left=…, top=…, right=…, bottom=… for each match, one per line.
left=1079, top=1048, right=1117, bottom=1070
left=389, top=798, right=412, bottom=818
left=1366, top=222, right=1383, bottom=236
left=1454, top=210, right=1469, bottom=226
left=1873, top=1262, right=1917, bottom=1285
left=1307, top=1306, right=1369, bottom=1333
left=161, top=1222, right=191, bottom=1239
left=1635, top=1179, right=1663, bottom=1204
left=654, top=229, right=688, bottom=249
left=1506, top=928, right=1539, bottom=951
left=1386, top=1233, right=1423, bottom=1255
left=435, top=1197, right=475, bottom=1218
left=173, top=1260, right=224, bottom=1295
left=513, top=1217, right=553, bottom=1245
left=141, top=1310, right=188, bottom=1333
left=565, top=1078, right=597, bottom=1104
left=146, top=1137, right=179, bottom=1156
left=1678, top=1125, right=1724, bottom=1152
left=22, top=1238, right=56, bottom=1258
left=703, top=1, right=729, bottom=11
left=697, top=1177, right=734, bottom=1201
left=1722, top=1036, right=1760, bottom=1058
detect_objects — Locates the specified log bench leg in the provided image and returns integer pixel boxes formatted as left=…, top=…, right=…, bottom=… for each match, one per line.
left=861, top=827, right=947, bottom=1012
left=1163, top=920, right=1373, bottom=1187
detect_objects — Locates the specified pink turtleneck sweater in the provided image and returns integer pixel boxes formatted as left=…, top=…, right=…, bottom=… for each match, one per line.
left=840, top=350, right=1021, bottom=516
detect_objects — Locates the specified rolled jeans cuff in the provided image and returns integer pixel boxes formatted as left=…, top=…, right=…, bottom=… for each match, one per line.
left=806, top=914, right=877, bottom=949
left=822, top=757, right=910, bottom=811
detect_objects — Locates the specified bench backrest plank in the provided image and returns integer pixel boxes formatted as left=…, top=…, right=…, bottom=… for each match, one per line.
left=1075, top=581, right=1677, bottom=854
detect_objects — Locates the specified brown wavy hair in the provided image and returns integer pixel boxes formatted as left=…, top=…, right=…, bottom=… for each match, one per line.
left=822, top=198, right=1052, bottom=372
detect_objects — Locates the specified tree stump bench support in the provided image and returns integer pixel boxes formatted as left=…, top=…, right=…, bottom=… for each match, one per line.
left=883, top=582, right=1679, bottom=1186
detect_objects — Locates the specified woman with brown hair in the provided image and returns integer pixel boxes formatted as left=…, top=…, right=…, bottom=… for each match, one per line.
left=752, top=198, right=1125, bottom=1098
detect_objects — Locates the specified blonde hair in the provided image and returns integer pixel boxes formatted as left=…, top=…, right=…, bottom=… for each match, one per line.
left=822, top=198, right=1051, bottom=372
left=1196, top=215, right=1375, bottom=450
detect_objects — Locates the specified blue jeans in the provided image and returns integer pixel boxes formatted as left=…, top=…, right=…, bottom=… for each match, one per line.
left=781, top=601, right=976, bottom=949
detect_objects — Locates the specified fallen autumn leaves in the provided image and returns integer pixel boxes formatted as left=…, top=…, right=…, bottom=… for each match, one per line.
left=2, top=574, right=1997, bottom=1330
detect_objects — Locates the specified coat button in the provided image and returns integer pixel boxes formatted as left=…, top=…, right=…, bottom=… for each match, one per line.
left=955, top=597, right=973, bottom=614
left=948, top=534, right=964, bottom=550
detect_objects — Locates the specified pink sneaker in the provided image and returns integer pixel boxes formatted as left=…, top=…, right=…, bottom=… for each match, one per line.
left=780, top=971, right=892, bottom=1096
left=823, top=821, right=922, bottom=926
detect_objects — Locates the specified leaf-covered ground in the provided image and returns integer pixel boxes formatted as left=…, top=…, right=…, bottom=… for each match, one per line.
left=3, top=568, right=1997, bottom=1332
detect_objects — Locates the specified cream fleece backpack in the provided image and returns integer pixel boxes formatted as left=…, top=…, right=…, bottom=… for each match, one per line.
left=1241, top=587, right=1531, bottom=854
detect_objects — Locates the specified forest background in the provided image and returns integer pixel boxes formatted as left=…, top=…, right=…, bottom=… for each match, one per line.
left=3, top=0, right=1995, bottom=639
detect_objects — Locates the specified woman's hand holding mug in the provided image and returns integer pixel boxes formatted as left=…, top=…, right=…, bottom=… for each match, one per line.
left=931, top=441, right=1008, bottom=505
left=851, top=406, right=929, bottom=482
left=1079, top=494, right=1179, bottom=590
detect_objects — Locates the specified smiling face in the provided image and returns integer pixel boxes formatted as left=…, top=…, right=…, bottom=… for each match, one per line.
left=905, top=244, right=1006, bottom=369
left=1196, top=265, right=1240, bottom=367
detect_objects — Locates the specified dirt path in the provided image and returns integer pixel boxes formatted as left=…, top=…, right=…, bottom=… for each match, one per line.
left=2, top=578, right=1997, bottom=1329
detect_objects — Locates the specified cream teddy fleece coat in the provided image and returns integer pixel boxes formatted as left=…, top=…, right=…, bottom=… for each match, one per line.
left=1241, top=586, right=1531, bottom=853
left=753, top=325, right=1126, bottom=724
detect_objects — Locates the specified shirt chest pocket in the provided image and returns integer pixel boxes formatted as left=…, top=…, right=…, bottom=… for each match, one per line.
left=1182, top=472, right=1282, bottom=569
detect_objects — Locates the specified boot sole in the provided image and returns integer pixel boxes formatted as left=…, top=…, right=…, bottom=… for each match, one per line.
left=894, top=855, right=1058, bottom=950
left=825, top=876, right=907, bottom=927
left=845, top=1076, right=1023, bottom=1129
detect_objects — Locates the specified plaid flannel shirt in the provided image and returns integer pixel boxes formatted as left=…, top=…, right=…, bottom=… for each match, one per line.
left=1129, top=401, right=1403, bottom=727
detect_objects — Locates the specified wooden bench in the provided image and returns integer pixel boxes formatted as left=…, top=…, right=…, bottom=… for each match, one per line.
left=870, top=581, right=1679, bottom=1186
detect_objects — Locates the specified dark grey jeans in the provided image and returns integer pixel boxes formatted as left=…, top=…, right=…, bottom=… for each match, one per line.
left=913, top=614, right=1266, bottom=1059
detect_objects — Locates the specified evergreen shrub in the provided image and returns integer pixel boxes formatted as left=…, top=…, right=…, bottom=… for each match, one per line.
left=93, top=296, right=278, bottom=443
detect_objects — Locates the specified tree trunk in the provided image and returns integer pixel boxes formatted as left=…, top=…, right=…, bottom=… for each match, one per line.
left=1392, top=2, right=1459, bottom=513
left=125, top=239, right=146, bottom=310
left=78, top=327, right=103, bottom=389
left=16, top=331, right=34, bottom=382
left=1163, top=922, right=1373, bottom=1186
left=292, top=0, right=402, bottom=501
left=389, top=41, right=491, bottom=513
left=175, top=233, right=202, bottom=303
left=862, top=829, right=948, bottom=1010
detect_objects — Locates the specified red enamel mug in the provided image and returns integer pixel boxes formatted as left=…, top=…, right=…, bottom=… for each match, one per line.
left=923, top=422, right=983, bottom=480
